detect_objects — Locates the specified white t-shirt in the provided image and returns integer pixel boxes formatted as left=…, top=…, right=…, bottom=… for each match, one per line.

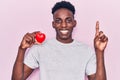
left=24, top=38, right=96, bottom=80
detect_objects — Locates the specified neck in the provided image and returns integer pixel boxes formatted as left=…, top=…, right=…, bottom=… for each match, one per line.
left=56, top=37, right=73, bottom=43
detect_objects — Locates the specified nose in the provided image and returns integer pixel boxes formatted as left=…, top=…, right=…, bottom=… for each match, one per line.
left=61, top=21, right=67, bottom=28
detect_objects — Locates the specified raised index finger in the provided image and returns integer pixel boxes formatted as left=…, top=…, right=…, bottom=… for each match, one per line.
left=95, top=21, right=99, bottom=36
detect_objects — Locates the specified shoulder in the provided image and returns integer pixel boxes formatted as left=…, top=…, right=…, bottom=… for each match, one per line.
left=74, top=40, right=95, bottom=55
left=28, top=38, right=54, bottom=50
left=73, top=40, right=90, bottom=48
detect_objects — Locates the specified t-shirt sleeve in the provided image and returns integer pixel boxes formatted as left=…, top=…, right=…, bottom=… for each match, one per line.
left=85, top=48, right=96, bottom=75
left=24, top=46, right=39, bottom=69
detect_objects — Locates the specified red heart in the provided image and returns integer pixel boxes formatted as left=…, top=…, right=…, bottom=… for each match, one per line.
left=35, top=32, right=46, bottom=43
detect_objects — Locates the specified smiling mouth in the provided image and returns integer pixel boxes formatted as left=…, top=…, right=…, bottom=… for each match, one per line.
left=60, top=29, right=69, bottom=34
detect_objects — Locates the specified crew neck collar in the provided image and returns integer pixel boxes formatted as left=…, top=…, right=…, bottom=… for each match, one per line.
left=54, top=38, right=75, bottom=46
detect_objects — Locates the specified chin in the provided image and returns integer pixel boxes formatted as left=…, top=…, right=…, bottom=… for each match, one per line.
left=57, top=32, right=72, bottom=40
left=60, top=35, right=71, bottom=40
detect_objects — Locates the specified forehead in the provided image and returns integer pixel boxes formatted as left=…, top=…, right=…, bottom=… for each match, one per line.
left=53, top=8, right=73, bottom=18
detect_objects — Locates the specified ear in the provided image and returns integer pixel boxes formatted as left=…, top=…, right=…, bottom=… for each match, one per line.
left=73, top=20, right=77, bottom=28
left=52, top=21, right=55, bottom=28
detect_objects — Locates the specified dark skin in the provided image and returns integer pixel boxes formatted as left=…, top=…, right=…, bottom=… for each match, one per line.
left=12, top=8, right=108, bottom=80
left=52, top=8, right=76, bottom=43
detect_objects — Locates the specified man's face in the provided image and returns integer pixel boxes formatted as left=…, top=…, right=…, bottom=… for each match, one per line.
left=52, top=8, right=76, bottom=42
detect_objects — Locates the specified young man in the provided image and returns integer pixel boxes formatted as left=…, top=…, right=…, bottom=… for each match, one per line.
left=12, top=1, right=108, bottom=80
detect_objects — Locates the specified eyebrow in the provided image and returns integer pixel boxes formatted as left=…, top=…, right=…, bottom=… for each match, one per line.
left=54, top=18, right=61, bottom=21
left=66, top=17, right=72, bottom=19
left=54, top=16, right=73, bottom=20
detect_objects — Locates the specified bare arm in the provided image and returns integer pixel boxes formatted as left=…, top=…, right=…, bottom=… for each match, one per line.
left=88, top=51, right=107, bottom=80
left=12, top=32, right=39, bottom=80
left=88, top=21, right=108, bottom=80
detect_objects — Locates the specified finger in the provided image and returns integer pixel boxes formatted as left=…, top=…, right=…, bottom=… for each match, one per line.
left=100, top=35, right=105, bottom=42
left=102, top=35, right=108, bottom=42
left=104, top=36, right=108, bottom=42
left=25, top=38, right=32, bottom=44
left=25, top=33, right=35, bottom=43
left=32, top=31, right=41, bottom=42
left=29, top=33, right=36, bottom=42
left=99, top=32, right=108, bottom=42
left=29, top=33, right=37, bottom=43
left=25, top=37, right=33, bottom=44
left=24, top=31, right=40, bottom=44
left=98, top=31, right=104, bottom=40
left=95, top=21, right=100, bottom=36
left=94, top=35, right=99, bottom=41
left=26, top=33, right=33, bottom=40
left=99, top=31, right=103, bottom=37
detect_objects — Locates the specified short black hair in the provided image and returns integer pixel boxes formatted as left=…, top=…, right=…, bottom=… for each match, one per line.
left=52, top=1, right=75, bottom=15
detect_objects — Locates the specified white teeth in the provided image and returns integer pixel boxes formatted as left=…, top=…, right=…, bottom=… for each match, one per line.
left=60, top=30, right=69, bottom=34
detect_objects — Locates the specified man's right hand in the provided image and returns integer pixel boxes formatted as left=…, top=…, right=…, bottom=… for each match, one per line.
left=19, top=31, right=40, bottom=50
left=12, top=31, right=39, bottom=80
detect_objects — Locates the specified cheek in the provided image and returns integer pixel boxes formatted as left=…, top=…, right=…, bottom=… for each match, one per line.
left=54, top=24, right=61, bottom=28
left=67, top=22, right=75, bottom=27
left=54, top=27, right=60, bottom=33
left=53, top=22, right=60, bottom=28
left=67, top=24, right=75, bottom=29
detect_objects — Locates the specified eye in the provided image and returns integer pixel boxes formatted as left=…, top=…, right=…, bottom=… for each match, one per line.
left=66, top=18, right=72, bottom=23
left=55, top=19, right=61, bottom=24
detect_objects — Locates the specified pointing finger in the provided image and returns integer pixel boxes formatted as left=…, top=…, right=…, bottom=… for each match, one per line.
left=95, top=21, right=99, bottom=36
